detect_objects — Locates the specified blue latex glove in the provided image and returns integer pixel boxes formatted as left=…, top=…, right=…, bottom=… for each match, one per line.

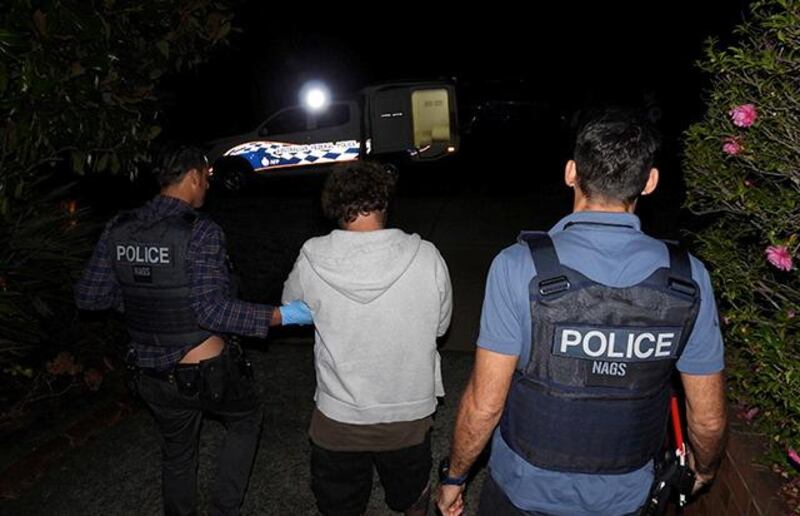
left=279, top=300, right=313, bottom=326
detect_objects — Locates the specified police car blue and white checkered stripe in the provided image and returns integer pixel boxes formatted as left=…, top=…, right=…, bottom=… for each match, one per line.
left=224, top=140, right=360, bottom=171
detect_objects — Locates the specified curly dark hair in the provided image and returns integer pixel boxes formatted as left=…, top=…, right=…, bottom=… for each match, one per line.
left=321, top=161, right=397, bottom=226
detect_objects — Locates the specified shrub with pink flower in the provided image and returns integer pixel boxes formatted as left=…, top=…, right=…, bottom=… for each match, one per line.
left=790, top=448, right=800, bottom=467
left=738, top=405, right=760, bottom=422
left=683, top=1, right=800, bottom=486
left=729, top=103, right=758, bottom=127
left=722, top=137, right=742, bottom=155
left=766, top=245, right=794, bottom=271
left=46, top=352, right=83, bottom=376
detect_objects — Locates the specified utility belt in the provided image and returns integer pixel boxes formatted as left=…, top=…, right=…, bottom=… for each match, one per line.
left=126, top=339, right=253, bottom=401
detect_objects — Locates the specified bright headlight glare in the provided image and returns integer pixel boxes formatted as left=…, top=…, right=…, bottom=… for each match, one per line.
left=301, top=82, right=330, bottom=112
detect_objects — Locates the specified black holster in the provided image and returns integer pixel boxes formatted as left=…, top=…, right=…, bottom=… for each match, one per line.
left=171, top=340, right=253, bottom=402
left=640, top=452, right=696, bottom=516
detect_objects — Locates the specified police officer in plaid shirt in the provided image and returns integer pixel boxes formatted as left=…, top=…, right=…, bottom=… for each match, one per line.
left=75, top=146, right=312, bottom=516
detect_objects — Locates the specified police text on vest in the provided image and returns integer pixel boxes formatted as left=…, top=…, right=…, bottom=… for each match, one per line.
left=553, top=325, right=683, bottom=362
left=116, top=245, right=171, bottom=265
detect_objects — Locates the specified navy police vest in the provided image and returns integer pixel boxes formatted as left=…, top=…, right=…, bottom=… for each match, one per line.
left=499, top=230, right=700, bottom=474
left=108, top=210, right=212, bottom=349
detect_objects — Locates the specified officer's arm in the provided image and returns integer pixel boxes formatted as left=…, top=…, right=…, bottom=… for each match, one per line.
left=448, top=347, right=518, bottom=478
left=189, top=221, right=276, bottom=337
left=681, top=371, right=728, bottom=488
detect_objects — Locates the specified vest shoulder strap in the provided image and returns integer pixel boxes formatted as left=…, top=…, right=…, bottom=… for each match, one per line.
left=663, top=240, right=698, bottom=298
left=518, top=231, right=571, bottom=296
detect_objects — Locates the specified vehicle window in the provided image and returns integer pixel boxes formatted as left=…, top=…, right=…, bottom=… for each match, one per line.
left=312, top=104, right=351, bottom=130
left=260, top=108, right=306, bottom=136
left=260, top=104, right=351, bottom=136
left=411, top=89, right=451, bottom=148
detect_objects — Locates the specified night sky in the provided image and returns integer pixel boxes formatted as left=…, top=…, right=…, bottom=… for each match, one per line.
left=163, top=0, right=754, bottom=144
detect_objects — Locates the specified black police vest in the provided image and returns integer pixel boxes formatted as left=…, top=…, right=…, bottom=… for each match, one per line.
left=499, top=231, right=700, bottom=474
left=108, top=210, right=212, bottom=349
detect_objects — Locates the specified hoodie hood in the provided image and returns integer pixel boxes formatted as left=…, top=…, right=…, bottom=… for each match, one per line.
left=301, top=229, right=421, bottom=304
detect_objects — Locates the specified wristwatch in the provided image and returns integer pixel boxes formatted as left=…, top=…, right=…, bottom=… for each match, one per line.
left=438, top=458, right=468, bottom=486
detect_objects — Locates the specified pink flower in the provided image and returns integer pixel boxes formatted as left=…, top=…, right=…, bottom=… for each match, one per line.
left=729, top=104, right=758, bottom=127
left=788, top=311, right=796, bottom=319
left=743, top=406, right=760, bottom=422
left=766, top=245, right=793, bottom=271
left=723, top=137, right=742, bottom=155
left=789, top=448, right=800, bottom=466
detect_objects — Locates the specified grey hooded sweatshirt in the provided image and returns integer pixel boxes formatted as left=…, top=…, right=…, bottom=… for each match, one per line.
left=282, top=228, right=452, bottom=424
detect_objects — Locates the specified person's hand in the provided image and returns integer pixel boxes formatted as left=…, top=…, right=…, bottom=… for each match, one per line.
left=687, top=448, right=715, bottom=494
left=279, top=300, right=313, bottom=326
left=691, top=473, right=714, bottom=495
left=436, top=484, right=465, bottom=516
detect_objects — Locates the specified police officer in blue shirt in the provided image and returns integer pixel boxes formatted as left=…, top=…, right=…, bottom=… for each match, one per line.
left=437, top=109, right=727, bottom=516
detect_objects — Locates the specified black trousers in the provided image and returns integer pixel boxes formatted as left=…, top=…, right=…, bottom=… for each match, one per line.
left=135, top=345, right=263, bottom=516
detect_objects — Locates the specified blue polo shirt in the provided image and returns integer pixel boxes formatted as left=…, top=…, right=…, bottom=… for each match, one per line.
left=477, top=211, right=725, bottom=516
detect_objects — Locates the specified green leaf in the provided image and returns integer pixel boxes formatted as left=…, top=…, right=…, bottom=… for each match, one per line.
left=33, top=9, right=47, bottom=38
left=70, top=62, right=86, bottom=77
left=71, top=151, right=86, bottom=175
left=96, top=153, right=109, bottom=172
left=32, top=297, right=51, bottom=318
left=0, top=61, right=7, bottom=94
left=156, top=40, right=169, bottom=59
left=109, top=153, right=120, bottom=174
left=217, top=22, right=231, bottom=41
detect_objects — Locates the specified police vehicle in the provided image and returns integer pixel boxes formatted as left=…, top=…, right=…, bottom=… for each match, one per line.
left=207, top=80, right=459, bottom=190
